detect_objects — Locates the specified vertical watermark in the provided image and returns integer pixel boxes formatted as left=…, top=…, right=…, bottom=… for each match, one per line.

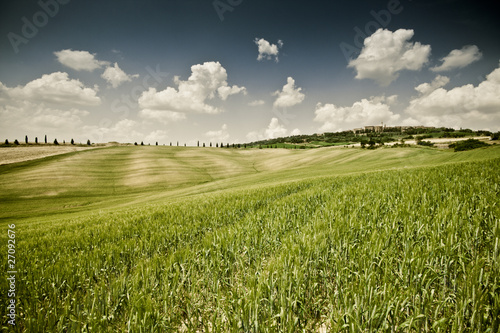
left=7, top=0, right=71, bottom=54
left=6, top=224, right=17, bottom=326
left=339, top=0, right=405, bottom=63
left=213, top=0, right=243, bottom=22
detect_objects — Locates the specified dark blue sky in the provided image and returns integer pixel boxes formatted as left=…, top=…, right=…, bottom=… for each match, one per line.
left=1, top=0, right=499, bottom=144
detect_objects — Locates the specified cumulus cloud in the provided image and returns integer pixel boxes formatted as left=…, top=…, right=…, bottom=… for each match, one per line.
left=0, top=72, right=100, bottom=106
left=404, top=63, right=500, bottom=130
left=83, top=119, right=145, bottom=143
left=314, top=95, right=400, bottom=132
left=139, top=109, right=186, bottom=124
left=54, top=49, right=109, bottom=71
left=101, top=63, right=139, bottom=88
left=138, top=61, right=245, bottom=115
left=255, top=38, right=283, bottom=62
left=0, top=72, right=102, bottom=141
left=144, top=130, right=168, bottom=144
left=205, top=124, right=230, bottom=142
left=430, top=45, right=482, bottom=72
left=414, top=75, right=450, bottom=95
left=246, top=118, right=300, bottom=141
left=348, top=28, right=431, bottom=86
left=273, top=77, right=305, bottom=109
left=217, top=85, right=247, bottom=101
left=248, top=99, right=265, bottom=106
left=0, top=101, right=90, bottom=141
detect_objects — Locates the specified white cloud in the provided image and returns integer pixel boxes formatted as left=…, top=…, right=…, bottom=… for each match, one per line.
left=217, top=85, right=247, bottom=101
left=431, top=45, right=482, bottom=72
left=246, top=118, right=300, bottom=141
left=138, top=61, right=245, bottom=115
left=0, top=72, right=100, bottom=106
left=0, top=101, right=89, bottom=140
left=314, top=96, right=400, bottom=132
left=101, top=63, right=139, bottom=88
left=0, top=72, right=107, bottom=142
left=83, top=119, right=144, bottom=143
left=415, top=75, right=450, bottom=95
left=139, top=109, right=186, bottom=124
left=54, top=49, right=109, bottom=71
left=348, top=28, right=431, bottom=86
left=144, top=130, right=168, bottom=144
left=248, top=100, right=265, bottom=106
left=205, top=124, right=229, bottom=142
left=255, top=38, right=283, bottom=62
left=273, top=77, right=305, bottom=109
left=404, top=63, right=500, bottom=130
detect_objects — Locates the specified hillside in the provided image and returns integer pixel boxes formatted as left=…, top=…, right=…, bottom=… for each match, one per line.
left=1, top=145, right=499, bottom=331
left=1, top=144, right=499, bottom=223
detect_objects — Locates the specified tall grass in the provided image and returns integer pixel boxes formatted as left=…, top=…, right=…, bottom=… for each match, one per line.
left=1, top=158, right=499, bottom=331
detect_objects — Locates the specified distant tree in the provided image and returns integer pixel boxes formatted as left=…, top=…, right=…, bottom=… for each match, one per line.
left=449, top=139, right=488, bottom=152
left=5, top=139, right=9, bottom=145
left=156, top=142, right=158, bottom=146
left=220, top=143, right=224, bottom=148
left=134, top=142, right=138, bottom=146
left=361, top=141, right=366, bottom=148
left=184, top=143, right=186, bottom=147
left=25, top=135, right=28, bottom=144
left=216, top=143, right=219, bottom=148
left=197, top=140, right=199, bottom=147
left=71, top=139, right=74, bottom=145
left=35, top=137, right=38, bottom=144
left=203, top=142, right=205, bottom=147
left=63, top=140, right=66, bottom=144
left=141, top=141, right=144, bottom=146
left=226, top=143, right=229, bottom=148
left=177, top=141, right=179, bottom=146
left=170, top=142, right=172, bottom=146
left=210, top=142, right=212, bottom=147
left=14, top=139, right=20, bottom=145
left=44, top=135, right=47, bottom=144
left=244, top=144, right=246, bottom=148
left=259, top=145, right=262, bottom=149
left=237, top=144, right=241, bottom=148
left=87, top=139, right=91, bottom=145
left=53, top=139, right=59, bottom=145
left=492, top=132, right=500, bottom=140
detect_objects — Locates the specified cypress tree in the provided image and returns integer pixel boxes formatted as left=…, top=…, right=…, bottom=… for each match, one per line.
left=35, top=137, right=38, bottom=144
left=87, top=139, right=91, bottom=145
left=53, top=139, right=59, bottom=145
left=25, top=135, right=28, bottom=144
left=44, top=135, right=47, bottom=143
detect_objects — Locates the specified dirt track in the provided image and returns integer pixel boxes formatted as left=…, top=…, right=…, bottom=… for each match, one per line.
left=0, top=146, right=96, bottom=165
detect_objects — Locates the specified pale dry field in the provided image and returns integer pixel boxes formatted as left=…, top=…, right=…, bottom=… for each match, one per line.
left=0, top=145, right=96, bottom=165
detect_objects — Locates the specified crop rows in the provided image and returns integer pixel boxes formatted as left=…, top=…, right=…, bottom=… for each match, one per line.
left=1, top=158, right=499, bottom=332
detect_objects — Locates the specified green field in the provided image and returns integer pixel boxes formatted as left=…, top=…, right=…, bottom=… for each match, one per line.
left=1, top=145, right=499, bottom=331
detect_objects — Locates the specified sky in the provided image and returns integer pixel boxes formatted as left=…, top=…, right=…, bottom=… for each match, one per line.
left=1, top=0, right=499, bottom=145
